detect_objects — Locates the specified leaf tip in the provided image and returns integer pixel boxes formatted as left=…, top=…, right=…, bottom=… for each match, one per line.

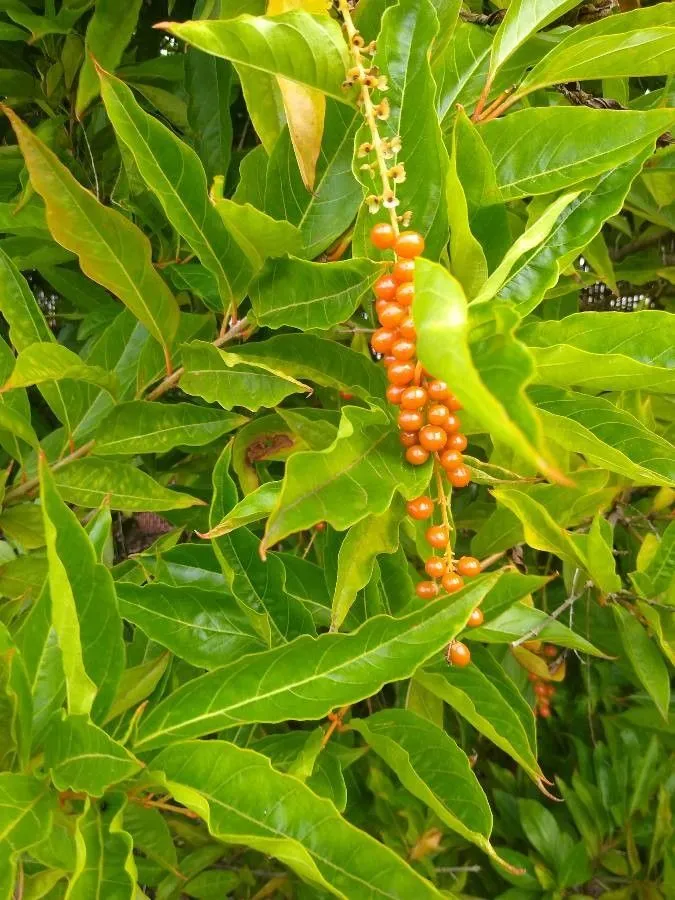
left=536, top=777, right=562, bottom=801
left=152, top=20, right=173, bottom=31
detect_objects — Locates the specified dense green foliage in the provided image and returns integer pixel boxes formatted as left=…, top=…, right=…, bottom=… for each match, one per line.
left=0, top=1, right=673, bottom=898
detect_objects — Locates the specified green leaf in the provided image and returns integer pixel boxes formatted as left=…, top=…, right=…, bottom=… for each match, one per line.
left=4, top=108, right=180, bottom=364
left=481, top=108, right=675, bottom=200
left=612, top=604, right=671, bottom=720
left=14, top=584, right=65, bottom=747
left=468, top=601, right=609, bottom=657
left=0, top=624, right=32, bottom=770
left=208, top=444, right=316, bottom=645
left=413, top=259, right=559, bottom=481
left=488, top=0, right=579, bottom=76
left=331, top=500, right=404, bottom=630
left=262, top=406, right=430, bottom=554
left=117, top=582, right=264, bottom=669
left=134, top=572, right=500, bottom=749
left=265, top=102, right=361, bottom=258
left=200, top=480, right=282, bottom=538
left=2, top=343, right=117, bottom=395
left=161, top=11, right=351, bottom=103
left=353, top=0, right=449, bottom=260
left=418, top=645, right=543, bottom=786
left=351, top=709, right=516, bottom=871
left=251, top=256, right=381, bottom=331
left=40, top=457, right=124, bottom=722
left=446, top=110, right=488, bottom=298
left=472, top=191, right=581, bottom=303
left=93, top=401, right=246, bottom=455
left=0, top=403, right=38, bottom=450
left=0, top=249, right=92, bottom=432
left=496, top=151, right=652, bottom=314
left=530, top=386, right=675, bottom=486
left=518, top=798, right=571, bottom=872
left=44, top=713, right=141, bottom=796
left=181, top=340, right=309, bottom=411
left=0, top=774, right=54, bottom=896
left=122, top=804, right=178, bottom=877
left=151, top=739, right=442, bottom=898
left=76, top=0, right=142, bottom=116
left=230, top=333, right=387, bottom=405
left=66, top=794, right=135, bottom=900
left=186, top=30, right=232, bottom=185
left=52, top=457, right=204, bottom=512
left=631, top=521, right=675, bottom=601
left=215, top=199, right=302, bottom=270
left=522, top=310, right=675, bottom=394
left=518, top=7, right=675, bottom=98
left=99, top=70, right=254, bottom=310
left=103, top=652, right=170, bottom=725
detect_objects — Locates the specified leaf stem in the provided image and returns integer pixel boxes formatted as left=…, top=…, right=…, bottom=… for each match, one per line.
left=321, top=704, right=350, bottom=747
left=337, top=0, right=399, bottom=235
left=434, top=458, right=454, bottom=571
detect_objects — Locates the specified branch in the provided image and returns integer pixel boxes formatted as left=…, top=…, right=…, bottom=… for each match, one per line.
left=146, top=315, right=250, bottom=402
left=511, top=578, right=591, bottom=647
left=557, top=82, right=672, bottom=148
left=4, top=439, right=95, bottom=503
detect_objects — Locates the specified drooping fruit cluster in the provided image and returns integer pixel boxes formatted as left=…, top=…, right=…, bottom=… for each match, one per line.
left=528, top=671, right=557, bottom=718
left=370, top=223, right=472, bottom=486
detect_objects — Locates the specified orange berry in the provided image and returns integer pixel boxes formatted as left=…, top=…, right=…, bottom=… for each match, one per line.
left=427, top=404, right=450, bottom=428
left=416, top=580, right=439, bottom=600
left=374, top=274, right=398, bottom=300
left=467, top=607, right=484, bottom=627
left=392, top=258, right=415, bottom=283
left=375, top=298, right=389, bottom=316
left=371, top=328, right=397, bottom=354
left=418, top=425, right=448, bottom=452
left=446, top=640, right=471, bottom=667
left=446, top=433, right=468, bottom=453
left=371, top=222, right=396, bottom=250
left=386, top=384, right=405, bottom=405
left=315, top=521, right=326, bottom=532
left=446, top=392, right=462, bottom=412
left=395, top=282, right=415, bottom=307
left=543, top=644, right=558, bottom=658
left=405, top=444, right=430, bottom=466
left=399, top=431, right=418, bottom=448
left=399, top=317, right=416, bottom=340
left=427, top=380, right=449, bottom=401
left=456, top=556, right=481, bottom=578
left=395, top=230, right=425, bottom=259
left=534, top=682, right=548, bottom=698
left=398, top=410, right=424, bottom=432
left=339, top=391, right=354, bottom=401
left=527, top=672, right=539, bottom=683
left=441, top=571, right=464, bottom=593
left=425, top=556, right=447, bottom=578
left=407, top=496, right=434, bottom=520
left=378, top=303, right=405, bottom=329
left=444, top=413, right=461, bottom=434
left=426, top=525, right=449, bottom=549
left=545, top=684, right=556, bottom=698
left=387, top=362, right=415, bottom=386
left=449, top=465, right=471, bottom=488
left=400, top=386, right=427, bottom=409
left=391, top=338, right=416, bottom=362
left=538, top=704, right=552, bottom=719
left=439, top=448, right=463, bottom=470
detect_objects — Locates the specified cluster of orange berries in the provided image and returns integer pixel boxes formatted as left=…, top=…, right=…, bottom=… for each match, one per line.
left=406, top=496, right=484, bottom=667
left=369, top=223, right=471, bottom=488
